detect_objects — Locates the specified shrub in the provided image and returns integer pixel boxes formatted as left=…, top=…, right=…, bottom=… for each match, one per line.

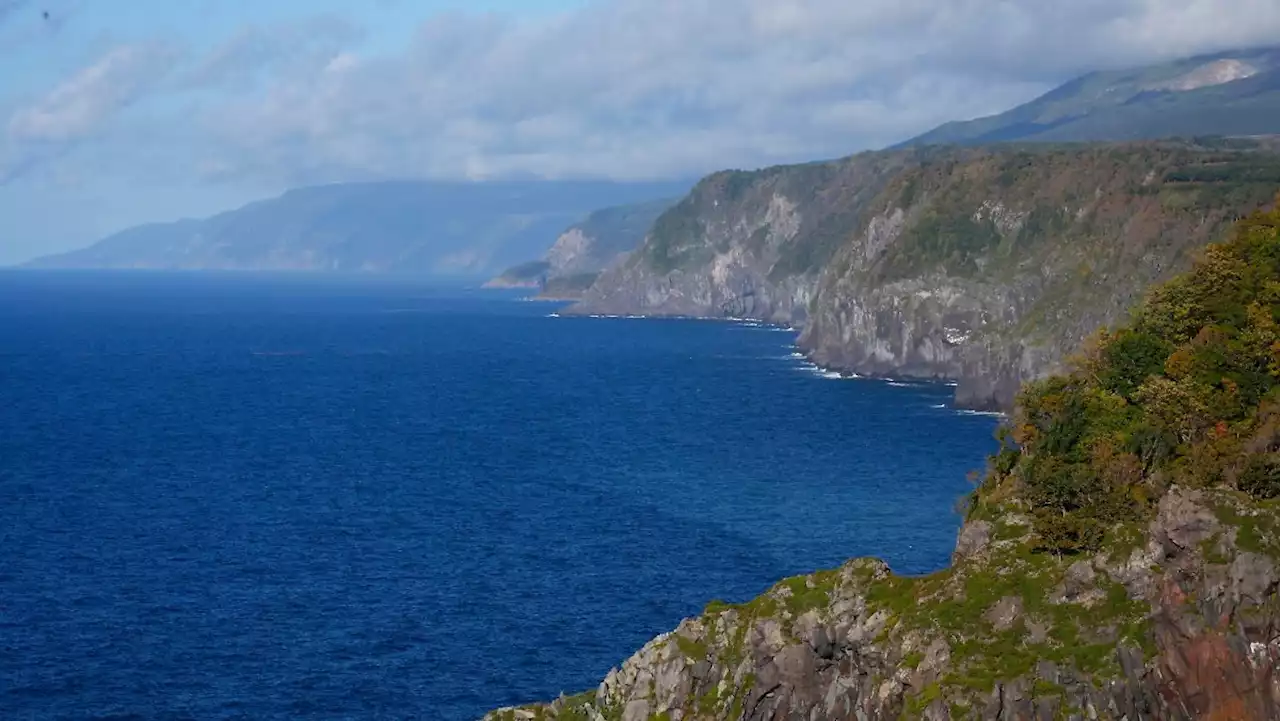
left=1239, top=454, right=1280, bottom=499
left=980, top=198, right=1280, bottom=551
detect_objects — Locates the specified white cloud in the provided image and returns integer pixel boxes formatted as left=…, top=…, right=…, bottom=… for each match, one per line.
left=7, top=44, right=174, bottom=142
left=6, top=0, right=1280, bottom=188
left=180, top=16, right=361, bottom=91
left=193, top=0, right=1280, bottom=185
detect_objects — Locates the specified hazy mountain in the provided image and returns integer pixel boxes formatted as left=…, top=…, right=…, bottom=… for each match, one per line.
left=486, top=198, right=679, bottom=297
left=905, top=46, right=1280, bottom=146
left=22, top=180, right=690, bottom=276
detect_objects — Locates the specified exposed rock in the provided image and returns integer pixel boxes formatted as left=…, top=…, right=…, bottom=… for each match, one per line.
left=1051, top=561, right=1104, bottom=606
left=1152, top=488, right=1220, bottom=557
left=984, top=596, right=1024, bottom=631
left=484, top=201, right=1280, bottom=721
left=484, top=489, right=1280, bottom=721
left=953, top=519, right=993, bottom=563
left=489, top=197, right=681, bottom=299
left=569, top=141, right=1280, bottom=409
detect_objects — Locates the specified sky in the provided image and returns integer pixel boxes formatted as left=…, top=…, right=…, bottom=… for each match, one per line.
left=2, top=0, right=1279, bottom=264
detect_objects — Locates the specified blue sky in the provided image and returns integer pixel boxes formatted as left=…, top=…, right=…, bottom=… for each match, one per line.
left=0, top=0, right=586, bottom=263
left=2, top=0, right=1279, bottom=264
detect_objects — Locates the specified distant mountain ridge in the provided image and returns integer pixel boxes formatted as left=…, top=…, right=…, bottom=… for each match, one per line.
left=23, top=180, right=690, bottom=276
left=905, top=46, right=1280, bottom=146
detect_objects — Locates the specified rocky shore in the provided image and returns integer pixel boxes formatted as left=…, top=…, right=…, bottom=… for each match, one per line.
left=568, top=141, right=1280, bottom=411
left=486, top=486, right=1280, bottom=720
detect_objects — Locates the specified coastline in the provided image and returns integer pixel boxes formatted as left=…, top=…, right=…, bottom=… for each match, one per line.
left=543, top=295, right=1011, bottom=413
left=538, top=301, right=1010, bottom=419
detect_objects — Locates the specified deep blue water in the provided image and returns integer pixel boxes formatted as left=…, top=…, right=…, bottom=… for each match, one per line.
left=0, top=271, right=998, bottom=720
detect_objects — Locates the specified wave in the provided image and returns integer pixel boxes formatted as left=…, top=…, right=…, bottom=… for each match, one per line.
left=956, top=409, right=1006, bottom=418
left=931, top=403, right=949, bottom=409
left=797, top=361, right=861, bottom=380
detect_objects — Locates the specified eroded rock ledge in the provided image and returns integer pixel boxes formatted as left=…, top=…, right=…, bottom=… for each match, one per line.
left=484, top=488, right=1280, bottom=720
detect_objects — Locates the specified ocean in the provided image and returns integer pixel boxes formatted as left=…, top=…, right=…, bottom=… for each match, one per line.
left=0, top=271, right=998, bottom=720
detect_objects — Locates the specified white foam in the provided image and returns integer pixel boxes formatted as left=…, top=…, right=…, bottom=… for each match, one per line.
left=789, top=352, right=806, bottom=359
left=886, top=381, right=911, bottom=387
left=956, top=409, right=1006, bottom=418
left=546, top=313, right=561, bottom=318
left=797, top=361, right=861, bottom=380
left=931, top=403, right=949, bottom=409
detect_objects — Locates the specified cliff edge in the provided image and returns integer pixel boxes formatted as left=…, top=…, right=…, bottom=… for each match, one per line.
left=571, top=140, right=1280, bottom=410
left=488, top=204, right=1280, bottom=720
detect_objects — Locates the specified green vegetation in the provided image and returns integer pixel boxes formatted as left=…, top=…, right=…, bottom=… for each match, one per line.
left=766, top=200, right=862, bottom=282
left=674, top=633, right=708, bottom=661
left=488, top=691, right=600, bottom=721
left=643, top=197, right=708, bottom=273
left=887, top=209, right=1002, bottom=277
left=973, top=200, right=1280, bottom=552
left=873, top=147, right=1280, bottom=287
left=491, top=194, right=1280, bottom=721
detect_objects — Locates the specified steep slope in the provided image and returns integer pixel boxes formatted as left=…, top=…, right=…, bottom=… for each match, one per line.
left=487, top=204, right=1280, bottom=721
left=23, top=181, right=687, bottom=277
left=488, top=198, right=679, bottom=297
left=572, top=153, right=919, bottom=323
left=572, top=140, right=1280, bottom=409
left=905, top=47, right=1280, bottom=147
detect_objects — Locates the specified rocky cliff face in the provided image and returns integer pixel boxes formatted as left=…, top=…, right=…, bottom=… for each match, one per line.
left=484, top=204, right=1280, bottom=720
left=486, top=486, right=1280, bottom=721
left=489, top=198, right=680, bottom=299
left=572, top=140, right=1280, bottom=409
left=803, top=144, right=1280, bottom=409
left=571, top=154, right=914, bottom=324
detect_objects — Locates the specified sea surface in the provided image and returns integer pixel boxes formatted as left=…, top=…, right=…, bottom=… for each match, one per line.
left=0, top=272, right=998, bottom=720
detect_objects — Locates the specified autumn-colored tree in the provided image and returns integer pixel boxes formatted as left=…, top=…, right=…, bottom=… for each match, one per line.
left=979, top=197, right=1280, bottom=552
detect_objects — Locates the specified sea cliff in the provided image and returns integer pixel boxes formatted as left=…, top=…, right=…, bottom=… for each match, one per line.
left=488, top=199, right=680, bottom=300
left=570, top=140, right=1280, bottom=410
left=488, top=488, right=1280, bottom=720
left=486, top=203, right=1280, bottom=720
